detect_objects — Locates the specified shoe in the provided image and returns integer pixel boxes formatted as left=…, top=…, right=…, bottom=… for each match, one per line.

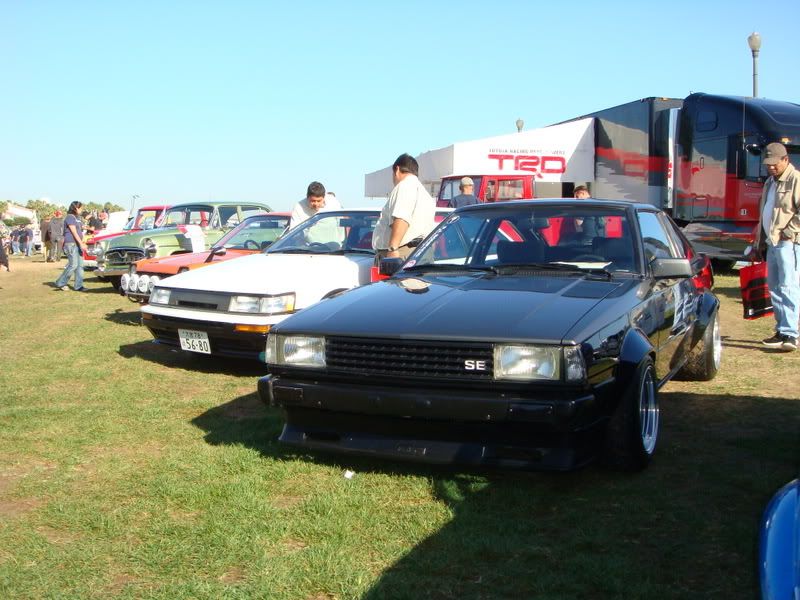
left=58, top=285, right=69, bottom=291
left=762, top=333, right=784, bottom=347
left=75, top=287, right=88, bottom=292
left=782, top=336, right=798, bottom=351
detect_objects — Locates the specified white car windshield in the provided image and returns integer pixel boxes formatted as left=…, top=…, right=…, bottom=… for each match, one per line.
left=268, top=211, right=379, bottom=255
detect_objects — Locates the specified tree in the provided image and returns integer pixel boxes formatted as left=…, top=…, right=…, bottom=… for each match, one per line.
left=25, top=199, right=66, bottom=220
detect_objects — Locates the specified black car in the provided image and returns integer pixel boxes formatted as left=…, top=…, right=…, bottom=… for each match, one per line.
left=258, top=200, right=720, bottom=471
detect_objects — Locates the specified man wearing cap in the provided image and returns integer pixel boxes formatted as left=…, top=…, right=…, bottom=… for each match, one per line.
left=754, top=142, right=800, bottom=351
left=450, top=177, right=479, bottom=208
left=48, top=210, right=65, bottom=262
left=373, top=153, right=436, bottom=262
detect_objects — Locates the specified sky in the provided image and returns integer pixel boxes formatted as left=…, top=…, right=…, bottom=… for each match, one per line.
left=2, top=0, right=798, bottom=213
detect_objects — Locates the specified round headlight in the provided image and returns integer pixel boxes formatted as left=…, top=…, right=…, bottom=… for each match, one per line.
left=120, top=273, right=130, bottom=290
left=129, top=273, right=140, bottom=292
left=138, top=275, right=150, bottom=293
left=148, top=275, right=159, bottom=292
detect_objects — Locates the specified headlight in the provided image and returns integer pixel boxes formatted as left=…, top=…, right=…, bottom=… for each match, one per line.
left=266, top=334, right=325, bottom=367
left=150, top=287, right=171, bottom=305
left=120, top=273, right=130, bottom=290
left=128, top=273, right=140, bottom=292
left=563, top=346, right=587, bottom=382
left=229, top=293, right=295, bottom=314
left=147, top=275, right=159, bottom=292
left=137, top=274, right=150, bottom=293
left=494, top=344, right=561, bottom=381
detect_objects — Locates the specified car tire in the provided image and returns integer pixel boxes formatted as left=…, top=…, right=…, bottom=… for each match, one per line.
left=676, top=310, right=721, bottom=382
left=603, top=357, right=659, bottom=471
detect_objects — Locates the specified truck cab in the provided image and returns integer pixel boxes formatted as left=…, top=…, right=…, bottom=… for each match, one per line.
left=436, top=175, right=534, bottom=207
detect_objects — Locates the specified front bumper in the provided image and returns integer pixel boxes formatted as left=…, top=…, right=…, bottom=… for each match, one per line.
left=143, top=313, right=269, bottom=361
left=258, top=374, right=605, bottom=470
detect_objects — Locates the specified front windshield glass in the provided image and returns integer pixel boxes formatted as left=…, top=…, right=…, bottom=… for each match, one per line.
left=408, top=205, right=636, bottom=273
left=132, top=209, right=162, bottom=230
left=162, top=205, right=215, bottom=228
left=268, top=212, right=379, bottom=254
left=217, top=215, right=290, bottom=250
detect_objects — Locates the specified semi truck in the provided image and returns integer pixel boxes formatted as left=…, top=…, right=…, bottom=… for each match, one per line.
left=426, top=94, right=800, bottom=261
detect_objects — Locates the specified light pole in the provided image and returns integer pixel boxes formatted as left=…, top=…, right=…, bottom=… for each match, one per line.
left=130, top=194, right=140, bottom=214
left=515, top=118, right=524, bottom=133
left=747, top=32, right=761, bottom=98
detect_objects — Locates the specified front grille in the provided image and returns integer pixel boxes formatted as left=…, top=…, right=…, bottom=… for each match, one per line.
left=169, top=290, right=229, bottom=311
left=326, top=336, right=494, bottom=380
left=106, top=247, right=145, bottom=265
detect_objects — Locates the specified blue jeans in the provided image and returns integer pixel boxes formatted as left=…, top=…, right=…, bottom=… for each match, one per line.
left=55, top=243, right=84, bottom=289
left=25, top=241, right=33, bottom=256
left=766, top=240, right=800, bottom=338
left=11, top=240, right=19, bottom=254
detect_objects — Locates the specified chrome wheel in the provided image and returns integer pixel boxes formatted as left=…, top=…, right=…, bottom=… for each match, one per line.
left=638, top=365, right=659, bottom=455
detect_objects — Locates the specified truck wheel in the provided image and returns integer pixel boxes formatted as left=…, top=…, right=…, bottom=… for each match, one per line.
left=109, top=276, right=121, bottom=290
left=676, top=310, right=721, bottom=381
left=603, top=357, right=659, bottom=471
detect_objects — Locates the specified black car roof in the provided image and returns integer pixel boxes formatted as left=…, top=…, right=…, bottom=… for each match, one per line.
left=455, top=199, right=655, bottom=212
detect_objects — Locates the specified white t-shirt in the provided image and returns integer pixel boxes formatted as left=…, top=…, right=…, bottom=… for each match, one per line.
left=762, top=179, right=777, bottom=244
left=372, top=174, right=435, bottom=250
left=289, top=193, right=341, bottom=229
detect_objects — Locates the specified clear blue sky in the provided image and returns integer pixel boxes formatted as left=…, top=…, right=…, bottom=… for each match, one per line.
left=2, top=1, right=797, bottom=213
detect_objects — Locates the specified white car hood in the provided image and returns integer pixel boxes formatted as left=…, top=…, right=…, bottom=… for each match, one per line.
left=155, top=252, right=374, bottom=306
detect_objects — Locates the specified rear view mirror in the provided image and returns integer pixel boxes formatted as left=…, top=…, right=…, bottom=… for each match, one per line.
left=651, top=258, right=692, bottom=279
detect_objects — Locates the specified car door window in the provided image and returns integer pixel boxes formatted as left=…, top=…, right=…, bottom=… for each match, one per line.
left=637, top=211, right=677, bottom=262
left=218, top=206, right=238, bottom=228
left=496, top=179, right=525, bottom=201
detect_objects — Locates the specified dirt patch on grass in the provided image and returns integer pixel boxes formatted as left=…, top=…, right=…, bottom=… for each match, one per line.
left=271, top=494, right=304, bottom=509
left=36, top=525, right=80, bottom=545
left=0, top=497, right=43, bottom=519
left=218, top=566, right=246, bottom=584
left=282, top=537, right=308, bottom=552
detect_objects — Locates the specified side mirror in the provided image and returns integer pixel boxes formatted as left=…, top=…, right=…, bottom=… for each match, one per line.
left=379, top=257, right=404, bottom=277
left=651, top=257, right=693, bottom=279
left=204, top=246, right=227, bottom=263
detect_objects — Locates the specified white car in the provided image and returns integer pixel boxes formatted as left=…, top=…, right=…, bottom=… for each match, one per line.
left=140, top=209, right=383, bottom=361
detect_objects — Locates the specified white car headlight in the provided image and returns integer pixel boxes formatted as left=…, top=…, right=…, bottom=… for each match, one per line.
left=259, top=294, right=295, bottom=315
left=128, top=273, right=140, bottom=292
left=266, top=334, right=325, bottom=367
left=120, top=273, right=130, bottom=290
left=150, top=287, right=171, bottom=305
left=147, top=275, right=159, bottom=292
left=137, top=274, right=150, bottom=293
left=229, top=293, right=295, bottom=314
left=494, top=344, right=561, bottom=381
left=229, top=295, right=261, bottom=313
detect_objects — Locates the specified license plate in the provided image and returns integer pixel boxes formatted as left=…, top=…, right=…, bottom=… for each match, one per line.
left=178, top=329, right=211, bottom=354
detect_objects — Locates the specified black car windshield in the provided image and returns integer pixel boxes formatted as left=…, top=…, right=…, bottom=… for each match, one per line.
left=216, top=215, right=290, bottom=251
left=267, top=211, right=379, bottom=255
left=405, top=204, right=637, bottom=274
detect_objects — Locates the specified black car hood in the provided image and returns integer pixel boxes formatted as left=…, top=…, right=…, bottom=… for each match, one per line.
left=278, top=273, right=634, bottom=344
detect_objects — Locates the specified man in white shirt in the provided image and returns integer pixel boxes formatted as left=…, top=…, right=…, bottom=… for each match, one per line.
left=289, top=182, right=341, bottom=229
left=372, top=153, right=435, bottom=262
left=754, top=143, right=800, bottom=351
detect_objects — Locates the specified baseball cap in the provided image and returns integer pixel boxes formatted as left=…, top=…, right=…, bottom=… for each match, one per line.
left=460, top=177, right=474, bottom=187
left=762, top=142, right=788, bottom=165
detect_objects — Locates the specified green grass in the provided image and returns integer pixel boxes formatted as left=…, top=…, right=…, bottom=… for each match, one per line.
left=0, top=260, right=798, bottom=599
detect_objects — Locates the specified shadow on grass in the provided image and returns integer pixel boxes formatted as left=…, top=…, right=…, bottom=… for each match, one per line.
left=118, top=340, right=267, bottom=376
left=106, top=308, right=142, bottom=327
left=193, top=390, right=799, bottom=599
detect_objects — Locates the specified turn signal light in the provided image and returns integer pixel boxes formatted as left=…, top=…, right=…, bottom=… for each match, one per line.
left=234, top=324, right=271, bottom=334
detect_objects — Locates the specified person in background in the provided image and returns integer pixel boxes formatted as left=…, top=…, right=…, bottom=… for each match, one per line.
left=88, top=211, right=103, bottom=232
left=0, top=233, right=9, bottom=271
left=372, top=153, right=436, bottom=263
left=54, top=201, right=88, bottom=291
left=289, top=182, right=341, bottom=229
left=49, top=210, right=65, bottom=262
left=10, top=226, right=21, bottom=255
left=573, top=184, right=605, bottom=239
left=754, top=143, right=800, bottom=352
left=20, top=223, right=34, bottom=257
left=40, top=215, right=52, bottom=262
left=450, top=177, right=479, bottom=208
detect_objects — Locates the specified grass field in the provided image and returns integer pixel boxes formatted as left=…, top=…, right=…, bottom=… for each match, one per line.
left=0, top=254, right=798, bottom=599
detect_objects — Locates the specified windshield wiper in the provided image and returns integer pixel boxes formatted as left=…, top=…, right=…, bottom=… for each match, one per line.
left=340, top=247, right=375, bottom=255
left=271, top=247, right=319, bottom=254
left=498, top=262, right=614, bottom=279
left=403, top=263, right=499, bottom=275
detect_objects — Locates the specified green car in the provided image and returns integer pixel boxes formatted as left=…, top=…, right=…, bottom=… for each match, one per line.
left=96, top=201, right=272, bottom=288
